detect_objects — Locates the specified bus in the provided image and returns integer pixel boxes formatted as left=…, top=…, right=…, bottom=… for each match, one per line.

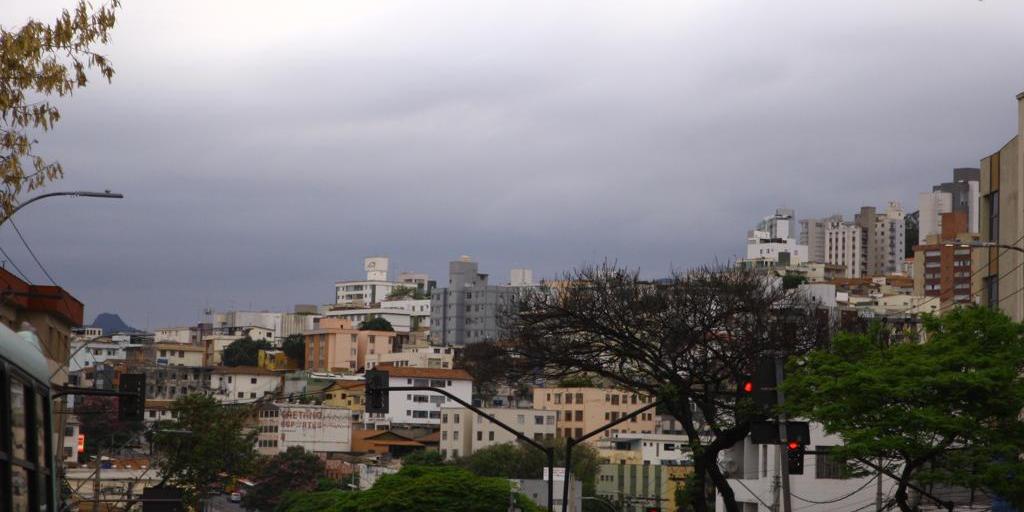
left=1, top=323, right=57, bottom=512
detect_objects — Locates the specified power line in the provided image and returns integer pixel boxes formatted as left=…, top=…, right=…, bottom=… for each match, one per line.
left=0, top=243, right=33, bottom=282
left=10, top=218, right=61, bottom=287
left=790, top=473, right=878, bottom=505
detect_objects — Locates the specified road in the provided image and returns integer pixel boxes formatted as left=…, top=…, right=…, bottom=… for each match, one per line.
left=203, top=494, right=245, bottom=512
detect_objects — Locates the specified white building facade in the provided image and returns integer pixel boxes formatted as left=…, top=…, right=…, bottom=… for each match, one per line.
left=256, top=403, right=352, bottom=455
left=439, top=407, right=557, bottom=460
left=363, top=366, right=473, bottom=428
left=210, top=367, right=282, bottom=403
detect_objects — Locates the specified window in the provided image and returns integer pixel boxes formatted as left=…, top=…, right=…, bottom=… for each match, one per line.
left=815, top=446, right=847, bottom=479
left=534, top=415, right=544, bottom=425
left=237, top=392, right=244, bottom=398
left=986, top=276, right=999, bottom=309
left=988, top=191, right=1000, bottom=241
left=610, top=395, right=619, bottom=405
left=477, top=431, right=482, bottom=441
left=250, top=377, right=257, bottom=384
left=488, top=431, right=495, bottom=441
left=574, top=411, right=583, bottom=422
left=517, top=415, right=525, bottom=425
left=564, top=411, right=572, bottom=421
left=576, top=393, right=583, bottom=403
left=565, top=393, right=573, bottom=404
left=442, top=431, right=448, bottom=440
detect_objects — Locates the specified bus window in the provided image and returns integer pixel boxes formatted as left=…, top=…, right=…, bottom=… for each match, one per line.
left=11, top=377, right=27, bottom=460
left=12, top=465, right=30, bottom=511
left=35, top=392, right=47, bottom=468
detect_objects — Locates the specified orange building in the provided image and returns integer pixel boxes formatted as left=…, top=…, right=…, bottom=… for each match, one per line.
left=304, top=318, right=396, bottom=373
left=532, top=387, right=657, bottom=442
left=913, top=211, right=981, bottom=308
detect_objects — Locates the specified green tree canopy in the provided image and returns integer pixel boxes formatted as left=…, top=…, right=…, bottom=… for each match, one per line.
left=153, top=394, right=257, bottom=507
left=222, top=336, right=273, bottom=366
left=281, top=334, right=305, bottom=367
left=782, top=307, right=1024, bottom=511
left=400, top=449, right=446, bottom=466
left=0, top=1, right=120, bottom=215
left=242, top=447, right=325, bottom=511
left=358, top=317, right=394, bottom=331
left=457, top=440, right=601, bottom=499
left=385, top=285, right=428, bottom=301
left=275, top=465, right=542, bottom=512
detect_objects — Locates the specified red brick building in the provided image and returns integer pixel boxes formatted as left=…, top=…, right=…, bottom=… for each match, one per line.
left=913, top=211, right=980, bottom=308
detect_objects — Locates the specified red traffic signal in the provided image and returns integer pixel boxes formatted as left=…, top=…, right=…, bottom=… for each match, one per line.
left=787, top=441, right=799, bottom=450
left=742, top=381, right=753, bottom=393
left=77, top=434, right=86, bottom=453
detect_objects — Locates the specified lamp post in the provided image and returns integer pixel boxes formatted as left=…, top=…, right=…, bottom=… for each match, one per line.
left=941, top=240, right=1024, bottom=255
left=0, top=190, right=124, bottom=226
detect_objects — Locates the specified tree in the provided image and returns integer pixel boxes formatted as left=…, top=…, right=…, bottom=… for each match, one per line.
left=281, top=334, right=306, bottom=367
left=274, top=465, right=543, bottom=512
left=457, top=440, right=601, bottom=500
left=358, top=317, right=394, bottom=331
left=386, top=285, right=428, bottom=301
left=456, top=340, right=528, bottom=405
left=502, top=264, right=829, bottom=512
left=222, top=336, right=273, bottom=366
left=242, top=447, right=325, bottom=511
left=75, top=396, right=143, bottom=456
left=153, top=394, right=257, bottom=507
left=0, top=1, right=120, bottom=215
left=782, top=307, right=1024, bottom=511
left=401, top=449, right=446, bottom=466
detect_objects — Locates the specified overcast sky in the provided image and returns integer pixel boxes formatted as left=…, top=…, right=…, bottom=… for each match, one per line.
left=3, top=0, right=1024, bottom=329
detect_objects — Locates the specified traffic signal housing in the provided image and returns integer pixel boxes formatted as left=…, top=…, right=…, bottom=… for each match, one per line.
left=77, top=434, right=85, bottom=454
left=118, top=373, right=146, bottom=422
left=365, top=370, right=390, bottom=414
left=787, top=440, right=805, bottom=475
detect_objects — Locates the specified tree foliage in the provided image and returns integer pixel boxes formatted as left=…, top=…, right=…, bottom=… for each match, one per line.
left=0, top=1, right=119, bottom=215
left=153, top=394, right=257, bottom=507
left=222, top=336, right=273, bottom=366
left=782, top=307, right=1024, bottom=511
left=75, top=396, right=143, bottom=456
left=385, top=285, right=428, bottom=301
left=274, top=465, right=542, bottom=512
left=502, top=264, right=830, bottom=512
left=281, top=334, right=305, bottom=367
left=242, top=447, right=325, bottom=511
left=456, top=439, right=601, bottom=498
left=401, top=449, right=446, bottom=466
left=358, top=317, right=394, bottom=331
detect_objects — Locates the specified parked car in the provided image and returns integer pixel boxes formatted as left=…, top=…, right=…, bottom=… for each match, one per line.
left=230, top=492, right=241, bottom=503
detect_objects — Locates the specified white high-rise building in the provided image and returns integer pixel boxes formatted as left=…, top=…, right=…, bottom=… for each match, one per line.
left=824, top=220, right=866, bottom=278
left=918, top=191, right=953, bottom=245
left=745, top=208, right=808, bottom=265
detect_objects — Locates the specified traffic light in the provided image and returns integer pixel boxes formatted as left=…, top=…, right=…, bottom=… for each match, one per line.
left=118, top=373, right=146, bottom=422
left=750, top=359, right=778, bottom=408
left=786, top=440, right=805, bottom=475
left=364, top=370, right=390, bottom=414
left=77, top=434, right=86, bottom=454
left=645, top=507, right=661, bottom=512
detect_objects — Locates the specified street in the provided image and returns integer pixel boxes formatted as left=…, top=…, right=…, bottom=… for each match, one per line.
left=203, top=494, right=245, bottom=512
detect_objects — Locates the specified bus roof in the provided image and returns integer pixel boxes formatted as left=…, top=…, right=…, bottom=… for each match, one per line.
left=0, top=323, right=51, bottom=384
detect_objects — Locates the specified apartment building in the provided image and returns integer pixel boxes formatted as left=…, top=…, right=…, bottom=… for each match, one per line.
left=210, top=366, right=282, bottom=403
left=745, top=208, right=809, bottom=265
left=362, top=365, right=473, bottom=428
left=323, top=380, right=366, bottom=423
left=532, top=387, right=657, bottom=442
left=365, top=346, right=455, bottom=370
left=913, top=211, right=982, bottom=308
left=919, top=168, right=981, bottom=244
left=438, top=407, right=557, bottom=460
left=980, top=92, right=1024, bottom=321
left=429, top=257, right=518, bottom=345
left=152, top=343, right=205, bottom=367
left=335, top=257, right=400, bottom=307
left=321, top=299, right=430, bottom=334
left=303, top=317, right=396, bottom=373
left=596, top=463, right=690, bottom=512
left=855, top=202, right=906, bottom=276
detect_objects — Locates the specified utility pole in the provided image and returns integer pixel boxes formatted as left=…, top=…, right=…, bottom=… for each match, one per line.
left=876, top=457, right=883, bottom=511
left=772, top=454, right=781, bottom=512
left=93, top=451, right=102, bottom=512
left=774, top=357, right=792, bottom=512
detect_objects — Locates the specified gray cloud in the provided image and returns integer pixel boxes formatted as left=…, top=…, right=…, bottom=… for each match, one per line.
left=3, top=0, right=1024, bottom=327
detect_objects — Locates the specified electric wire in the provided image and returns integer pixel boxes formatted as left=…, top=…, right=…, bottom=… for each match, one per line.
left=790, top=473, right=878, bottom=505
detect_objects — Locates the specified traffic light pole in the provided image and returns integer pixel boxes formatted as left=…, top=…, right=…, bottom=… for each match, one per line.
left=774, top=358, right=792, bottom=512
left=381, top=386, right=556, bottom=512
left=559, top=400, right=661, bottom=512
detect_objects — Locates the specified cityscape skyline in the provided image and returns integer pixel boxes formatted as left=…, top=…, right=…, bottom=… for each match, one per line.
left=3, top=1, right=1024, bottom=328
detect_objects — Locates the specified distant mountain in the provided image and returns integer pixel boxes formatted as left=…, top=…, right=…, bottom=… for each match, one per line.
left=91, top=313, right=140, bottom=335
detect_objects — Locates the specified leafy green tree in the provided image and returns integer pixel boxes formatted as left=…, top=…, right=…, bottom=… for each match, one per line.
left=275, top=465, right=542, bottom=512
left=242, top=447, right=325, bottom=511
left=76, top=396, right=143, bottom=456
left=780, top=273, right=807, bottom=290
left=0, top=1, right=120, bottom=215
left=358, top=317, right=394, bottom=331
left=153, top=394, right=257, bottom=507
left=782, top=307, right=1024, bottom=512
left=222, top=336, right=273, bottom=366
left=458, top=440, right=601, bottom=499
left=281, top=334, right=306, bottom=367
left=386, top=285, right=428, bottom=301
left=401, top=449, right=446, bottom=466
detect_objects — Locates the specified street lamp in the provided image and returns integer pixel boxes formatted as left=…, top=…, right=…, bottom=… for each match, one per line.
left=0, top=190, right=124, bottom=226
left=941, top=241, right=1024, bottom=255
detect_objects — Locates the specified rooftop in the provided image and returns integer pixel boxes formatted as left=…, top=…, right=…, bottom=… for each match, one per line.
left=211, top=365, right=279, bottom=376
left=373, top=364, right=472, bottom=381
